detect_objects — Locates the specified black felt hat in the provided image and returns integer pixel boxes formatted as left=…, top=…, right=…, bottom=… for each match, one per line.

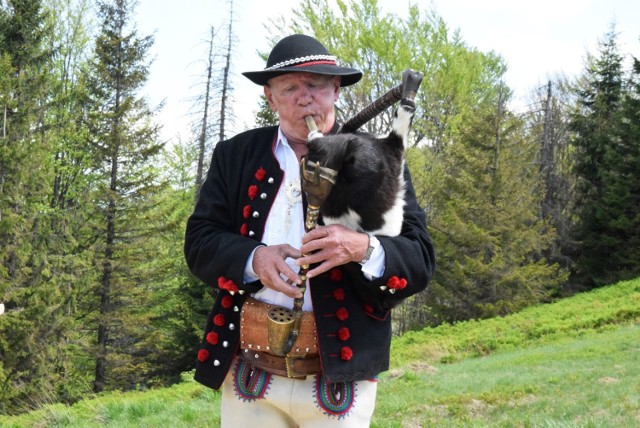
left=242, top=34, right=362, bottom=87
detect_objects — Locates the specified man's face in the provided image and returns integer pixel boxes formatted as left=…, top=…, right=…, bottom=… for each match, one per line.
left=264, top=72, right=341, bottom=143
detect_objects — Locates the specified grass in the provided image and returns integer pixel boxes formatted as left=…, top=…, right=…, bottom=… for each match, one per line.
left=0, top=377, right=222, bottom=428
left=1, top=278, right=639, bottom=427
left=375, top=324, right=640, bottom=427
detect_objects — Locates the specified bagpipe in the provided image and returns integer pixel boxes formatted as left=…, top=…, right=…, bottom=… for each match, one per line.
left=268, top=69, right=424, bottom=357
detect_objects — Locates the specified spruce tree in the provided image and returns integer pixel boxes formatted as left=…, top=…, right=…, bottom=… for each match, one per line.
left=84, top=0, right=163, bottom=393
left=42, top=0, right=97, bottom=404
left=569, top=28, right=629, bottom=287
left=606, top=54, right=640, bottom=280
left=0, top=0, right=68, bottom=413
left=425, top=85, right=566, bottom=322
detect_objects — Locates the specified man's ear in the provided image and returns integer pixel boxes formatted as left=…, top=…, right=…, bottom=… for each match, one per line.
left=264, top=85, right=277, bottom=112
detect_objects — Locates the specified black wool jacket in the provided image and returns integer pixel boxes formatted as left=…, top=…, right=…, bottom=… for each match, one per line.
left=184, top=125, right=436, bottom=390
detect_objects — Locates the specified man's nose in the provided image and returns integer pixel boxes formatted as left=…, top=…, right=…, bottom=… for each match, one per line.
left=297, top=87, right=313, bottom=105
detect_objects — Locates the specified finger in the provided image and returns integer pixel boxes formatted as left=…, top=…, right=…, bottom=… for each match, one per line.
left=280, top=245, right=303, bottom=260
left=296, top=249, right=325, bottom=268
left=306, top=260, right=337, bottom=279
left=276, top=260, right=302, bottom=285
left=269, top=275, right=304, bottom=298
left=299, top=235, right=327, bottom=256
left=301, top=225, right=330, bottom=244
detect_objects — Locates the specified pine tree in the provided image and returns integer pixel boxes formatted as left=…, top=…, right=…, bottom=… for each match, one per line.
left=84, top=0, right=163, bottom=393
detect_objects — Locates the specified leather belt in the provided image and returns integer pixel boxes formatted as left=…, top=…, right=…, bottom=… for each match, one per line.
left=239, top=349, right=322, bottom=378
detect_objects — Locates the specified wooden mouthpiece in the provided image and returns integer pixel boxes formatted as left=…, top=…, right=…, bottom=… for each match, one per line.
left=305, top=115, right=322, bottom=140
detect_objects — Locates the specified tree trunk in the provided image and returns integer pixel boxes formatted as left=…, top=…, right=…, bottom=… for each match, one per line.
left=194, top=27, right=215, bottom=203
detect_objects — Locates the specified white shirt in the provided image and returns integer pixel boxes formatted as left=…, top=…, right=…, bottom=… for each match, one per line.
left=244, top=128, right=385, bottom=310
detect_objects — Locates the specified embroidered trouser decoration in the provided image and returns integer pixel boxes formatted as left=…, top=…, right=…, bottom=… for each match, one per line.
left=314, top=376, right=356, bottom=418
left=233, top=358, right=271, bottom=401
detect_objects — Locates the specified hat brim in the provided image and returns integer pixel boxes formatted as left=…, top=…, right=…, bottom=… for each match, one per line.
left=242, top=64, right=362, bottom=87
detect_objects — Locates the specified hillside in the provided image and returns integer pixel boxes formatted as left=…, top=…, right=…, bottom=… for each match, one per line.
left=1, top=278, right=638, bottom=427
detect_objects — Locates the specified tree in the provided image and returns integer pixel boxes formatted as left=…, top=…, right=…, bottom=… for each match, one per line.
left=189, top=1, right=237, bottom=199
left=193, top=26, right=216, bottom=200
left=569, top=27, right=633, bottom=288
left=260, top=0, right=564, bottom=327
left=0, top=0, right=66, bottom=413
left=141, top=141, right=215, bottom=383
left=526, top=78, right=577, bottom=290
left=425, top=83, right=566, bottom=322
left=604, top=49, right=640, bottom=281
left=84, top=0, right=163, bottom=393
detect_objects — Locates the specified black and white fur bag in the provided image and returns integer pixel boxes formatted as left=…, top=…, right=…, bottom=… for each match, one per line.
left=305, top=98, right=416, bottom=237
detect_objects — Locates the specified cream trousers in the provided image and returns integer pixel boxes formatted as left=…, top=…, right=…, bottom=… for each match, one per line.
left=221, top=357, right=377, bottom=427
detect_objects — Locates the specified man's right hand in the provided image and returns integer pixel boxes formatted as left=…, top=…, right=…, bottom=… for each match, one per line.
left=252, top=244, right=304, bottom=298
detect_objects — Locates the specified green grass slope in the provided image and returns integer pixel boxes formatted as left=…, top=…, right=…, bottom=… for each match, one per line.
left=2, top=278, right=639, bottom=427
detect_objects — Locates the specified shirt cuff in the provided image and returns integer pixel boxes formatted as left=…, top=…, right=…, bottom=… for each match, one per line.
left=243, top=246, right=263, bottom=283
left=360, top=244, right=385, bottom=280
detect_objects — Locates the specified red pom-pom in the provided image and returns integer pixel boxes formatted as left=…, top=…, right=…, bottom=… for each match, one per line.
left=217, top=277, right=239, bottom=292
left=333, top=288, right=345, bottom=301
left=221, top=295, right=233, bottom=309
left=240, top=223, right=249, bottom=236
left=206, top=331, right=219, bottom=345
left=197, top=349, right=210, bottom=362
left=255, top=167, right=266, bottom=182
left=213, top=314, right=226, bottom=326
left=329, top=268, right=343, bottom=282
left=336, top=307, right=349, bottom=321
left=337, top=327, right=350, bottom=341
left=243, top=205, right=251, bottom=219
left=340, top=346, right=353, bottom=361
left=248, top=185, right=258, bottom=200
left=387, top=275, right=407, bottom=290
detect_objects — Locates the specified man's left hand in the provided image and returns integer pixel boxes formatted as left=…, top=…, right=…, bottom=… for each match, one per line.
left=297, top=224, right=369, bottom=278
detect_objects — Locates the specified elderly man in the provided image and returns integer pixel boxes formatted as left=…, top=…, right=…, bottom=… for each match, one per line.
left=184, top=34, right=435, bottom=427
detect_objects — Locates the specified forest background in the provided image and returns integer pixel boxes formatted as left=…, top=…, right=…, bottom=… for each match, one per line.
left=1, top=0, right=639, bottom=416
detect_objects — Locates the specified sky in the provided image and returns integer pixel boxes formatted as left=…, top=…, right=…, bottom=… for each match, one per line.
left=135, top=0, right=640, bottom=142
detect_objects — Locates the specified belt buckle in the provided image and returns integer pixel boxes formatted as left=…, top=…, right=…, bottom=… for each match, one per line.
left=285, top=354, right=306, bottom=379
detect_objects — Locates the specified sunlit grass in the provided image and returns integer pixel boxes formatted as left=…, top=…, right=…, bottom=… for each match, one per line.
left=374, top=324, right=640, bottom=427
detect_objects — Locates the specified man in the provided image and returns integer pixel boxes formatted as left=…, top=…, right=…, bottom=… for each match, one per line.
left=184, top=34, right=435, bottom=427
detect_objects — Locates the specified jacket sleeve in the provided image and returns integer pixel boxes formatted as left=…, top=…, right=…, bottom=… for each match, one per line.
left=344, top=164, right=436, bottom=312
left=183, top=141, right=264, bottom=295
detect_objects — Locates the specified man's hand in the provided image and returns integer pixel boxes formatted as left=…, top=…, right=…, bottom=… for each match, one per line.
left=297, top=224, right=369, bottom=278
left=252, top=244, right=304, bottom=298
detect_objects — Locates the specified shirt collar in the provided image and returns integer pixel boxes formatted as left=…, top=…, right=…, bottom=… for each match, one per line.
left=275, top=127, right=289, bottom=152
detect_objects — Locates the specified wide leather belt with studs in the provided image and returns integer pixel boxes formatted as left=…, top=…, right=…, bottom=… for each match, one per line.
left=239, top=349, right=321, bottom=378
